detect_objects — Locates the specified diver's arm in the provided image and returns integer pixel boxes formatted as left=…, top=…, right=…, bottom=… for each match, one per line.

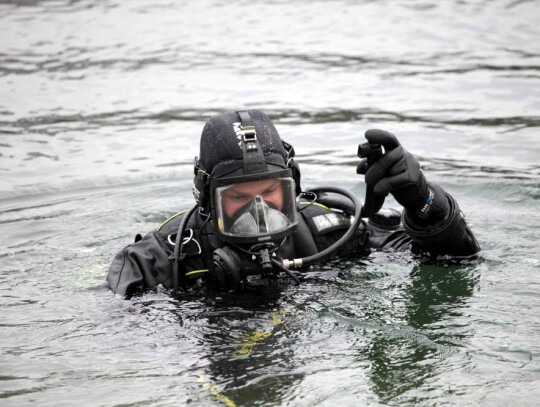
left=359, top=129, right=480, bottom=257
left=107, top=231, right=173, bottom=297
left=107, top=244, right=144, bottom=297
left=401, top=183, right=480, bottom=256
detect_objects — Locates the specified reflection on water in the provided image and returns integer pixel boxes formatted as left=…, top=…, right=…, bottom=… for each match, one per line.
left=367, top=265, right=478, bottom=404
left=406, top=265, right=477, bottom=328
left=1, top=0, right=540, bottom=405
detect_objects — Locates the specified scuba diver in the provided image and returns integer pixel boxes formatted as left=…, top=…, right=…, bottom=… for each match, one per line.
left=107, top=109, right=480, bottom=297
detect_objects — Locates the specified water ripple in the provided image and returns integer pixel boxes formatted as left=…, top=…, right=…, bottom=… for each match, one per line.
left=1, top=0, right=539, bottom=405
left=2, top=108, right=539, bottom=133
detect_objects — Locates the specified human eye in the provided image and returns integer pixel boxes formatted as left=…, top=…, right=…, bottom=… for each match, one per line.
left=231, top=194, right=248, bottom=201
left=263, top=182, right=280, bottom=196
left=262, top=187, right=277, bottom=196
left=226, top=191, right=249, bottom=202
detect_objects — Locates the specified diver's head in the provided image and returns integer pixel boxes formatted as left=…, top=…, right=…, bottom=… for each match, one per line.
left=193, top=109, right=300, bottom=245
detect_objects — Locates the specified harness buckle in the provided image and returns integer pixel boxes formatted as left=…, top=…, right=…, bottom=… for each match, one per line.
left=194, top=157, right=211, bottom=184
left=197, top=169, right=211, bottom=184
left=241, top=125, right=256, bottom=141
left=241, top=126, right=257, bottom=151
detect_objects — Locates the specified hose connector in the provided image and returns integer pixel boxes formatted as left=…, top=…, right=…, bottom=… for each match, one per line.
left=282, top=258, right=303, bottom=269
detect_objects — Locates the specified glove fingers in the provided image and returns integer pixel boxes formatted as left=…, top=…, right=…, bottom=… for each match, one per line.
left=364, top=147, right=404, bottom=187
left=356, top=158, right=368, bottom=175
left=365, top=129, right=401, bottom=151
left=373, top=172, right=413, bottom=196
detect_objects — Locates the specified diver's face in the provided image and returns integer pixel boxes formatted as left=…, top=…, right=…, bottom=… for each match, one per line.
left=222, top=178, right=284, bottom=218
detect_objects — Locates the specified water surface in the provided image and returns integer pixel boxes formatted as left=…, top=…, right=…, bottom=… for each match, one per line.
left=1, top=0, right=539, bottom=406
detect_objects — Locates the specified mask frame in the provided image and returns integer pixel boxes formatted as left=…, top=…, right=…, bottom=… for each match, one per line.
left=209, top=168, right=298, bottom=245
left=213, top=176, right=298, bottom=244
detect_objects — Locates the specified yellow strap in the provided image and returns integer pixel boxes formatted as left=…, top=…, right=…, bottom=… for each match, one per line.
left=185, top=269, right=209, bottom=277
left=156, top=209, right=188, bottom=231
left=299, top=201, right=330, bottom=210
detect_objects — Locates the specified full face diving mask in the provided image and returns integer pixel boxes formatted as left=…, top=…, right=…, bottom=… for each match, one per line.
left=213, top=176, right=298, bottom=245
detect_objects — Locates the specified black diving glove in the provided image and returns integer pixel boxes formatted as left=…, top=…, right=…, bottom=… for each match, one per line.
left=357, top=129, right=447, bottom=221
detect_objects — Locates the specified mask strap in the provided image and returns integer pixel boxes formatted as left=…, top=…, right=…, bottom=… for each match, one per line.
left=282, top=139, right=302, bottom=195
left=194, top=157, right=211, bottom=184
left=236, top=110, right=268, bottom=174
left=282, top=140, right=295, bottom=167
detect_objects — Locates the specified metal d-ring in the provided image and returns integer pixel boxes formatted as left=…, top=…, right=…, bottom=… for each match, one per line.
left=168, top=228, right=192, bottom=246
left=189, top=238, right=202, bottom=255
left=167, top=228, right=201, bottom=255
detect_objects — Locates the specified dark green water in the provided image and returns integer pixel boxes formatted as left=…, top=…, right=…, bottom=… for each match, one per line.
left=1, top=0, right=539, bottom=406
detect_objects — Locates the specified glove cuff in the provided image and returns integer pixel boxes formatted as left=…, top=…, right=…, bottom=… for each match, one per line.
left=402, top=190, right=480, bottom=257
left=404, top=183, right=449, bottom=226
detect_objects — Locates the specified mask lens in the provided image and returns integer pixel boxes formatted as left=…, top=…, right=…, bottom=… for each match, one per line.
left=214, top=177, right=297, bottom=239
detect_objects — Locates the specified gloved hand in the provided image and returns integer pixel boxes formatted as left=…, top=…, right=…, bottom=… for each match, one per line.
left=357, top=129, right=431, bottom=216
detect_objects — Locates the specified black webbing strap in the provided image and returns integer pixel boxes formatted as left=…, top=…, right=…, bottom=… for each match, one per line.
left=236, top=110, right=267, bottom=174
left=237, top=110, right=255, bottom=130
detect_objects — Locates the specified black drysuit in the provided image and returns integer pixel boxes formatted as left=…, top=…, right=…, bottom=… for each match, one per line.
left=107, top=184, right=480, bottom=297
